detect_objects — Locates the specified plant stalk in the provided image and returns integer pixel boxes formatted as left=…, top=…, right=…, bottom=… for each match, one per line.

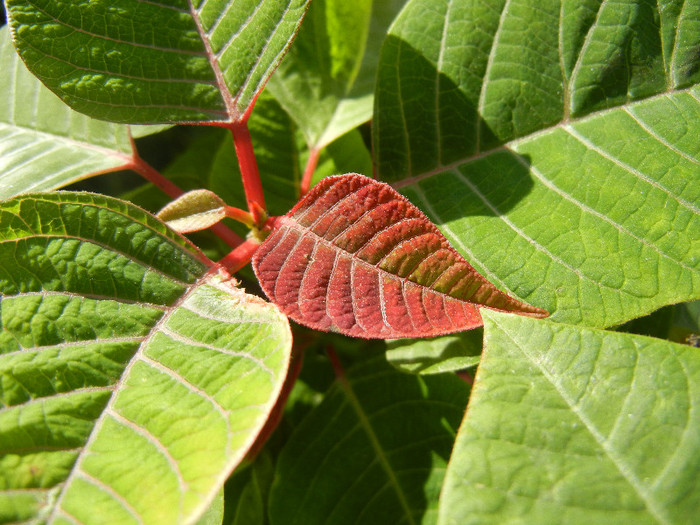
left=300, top=147, right=321, bottom=196
left=219, top=238, right=260, bottom=273
left=229, top=121, right=267, bottom=226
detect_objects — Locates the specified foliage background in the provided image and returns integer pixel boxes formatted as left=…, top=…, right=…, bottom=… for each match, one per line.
left=0, top=0, right=699, bottom=524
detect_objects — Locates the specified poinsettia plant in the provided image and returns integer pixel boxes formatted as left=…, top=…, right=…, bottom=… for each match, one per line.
left=1, top=0, right=699, bottom=524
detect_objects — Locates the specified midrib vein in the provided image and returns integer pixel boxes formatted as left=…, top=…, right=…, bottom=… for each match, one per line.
left=339, top=374, right=417, bottom=525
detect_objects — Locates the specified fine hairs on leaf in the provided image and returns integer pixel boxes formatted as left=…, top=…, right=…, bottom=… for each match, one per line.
left=0, top=0, right=698, bottom=524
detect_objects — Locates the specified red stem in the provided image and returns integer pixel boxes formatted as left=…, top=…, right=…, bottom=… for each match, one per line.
left=128, top=151, right=183, bottom=200
left=300, top=147, right=320, bottom=196
left=209, top=223, right=245, bottom=249
left=218, top=238, right=260, bottom=273
left=127, top=146, right=244, bottom=248
left=326, top=346, right=346, bottom=381
left=229, top=121, right=267, bottom=226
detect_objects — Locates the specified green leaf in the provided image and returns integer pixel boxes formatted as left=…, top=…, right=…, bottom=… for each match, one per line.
left=223, top=449, right=274, bottom=525
left=0, top=192, right=292, bottom=524
left=269, top=356, right=469, bottom=525
left=5, top=0, right=310, bottom=123
left=373, top=0, right=700, bottom=328
left=266, top=0, right=372, bottom=148
left=0, top=26, right=133, bottom=197
left=195, top=489, right=224, bottom=525
left=386, top=330, right=482, bottom=374
left=439, top=311, right=700, bottom=525
left=268, top=0, right=407, bottom=150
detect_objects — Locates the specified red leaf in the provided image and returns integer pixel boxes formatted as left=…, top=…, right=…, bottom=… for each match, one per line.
left=252, top=174, right=548, bottom=339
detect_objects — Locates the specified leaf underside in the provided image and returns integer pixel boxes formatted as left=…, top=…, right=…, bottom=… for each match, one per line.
left=252, top=173, right=547, bottom=339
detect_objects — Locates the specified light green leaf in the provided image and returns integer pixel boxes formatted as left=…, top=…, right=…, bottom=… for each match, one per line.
left=0, top=26, right=134, bottom=197
left=5, top=0, right=309, bottom=123
left=269, top=356, right=469, bottom=525
left=195, top=489, right=224, bottom=525
left=373, top=0, right=700, bottom=328
left=0, top=192, right=292, bottom=525
left=386, top=330, right=482, bottom=374
left=439, top=311, right=700, bottom=525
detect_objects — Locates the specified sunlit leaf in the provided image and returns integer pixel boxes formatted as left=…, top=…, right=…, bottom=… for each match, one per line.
left=0, top=27, right=134, bottom=197
left=0, top=192, right=292, bottom=524
left=439, top=311, right=700, bottom=524
left=373, top=0, right=700, bottom=328
left=5, top=0, right=310, bottom=123
left=252, top=173, right=547, bottom=339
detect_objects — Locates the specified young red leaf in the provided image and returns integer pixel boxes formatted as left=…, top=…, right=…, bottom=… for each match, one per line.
left=252, top=174, right=548, bottom=338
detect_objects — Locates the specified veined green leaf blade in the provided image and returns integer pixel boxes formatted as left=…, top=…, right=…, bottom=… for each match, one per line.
left=269, top=356, right=469, bottom=525
left=439, top=311, right=700, bottom=525
left=5, top=0, right=309, bottom=123
left=374, top=0, right=700, bottom=328
left=0, top=26, right=133, bottom=197
left=0, top=192, right=292, bottom=525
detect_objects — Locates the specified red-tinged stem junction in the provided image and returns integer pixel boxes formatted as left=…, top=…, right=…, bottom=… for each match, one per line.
left=300, top=147, right=321, bottom=196
left=225, top=206, right=254, bottom=228
left=219, top=238, right=261, bottom=274
left=229, top=121, right=267, bottom=227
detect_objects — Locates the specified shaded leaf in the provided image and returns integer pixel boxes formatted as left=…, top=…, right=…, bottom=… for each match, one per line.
left=268, top=0, right=407, bottom=150
left=223, top=449, right=274, bottom=525
left=267, top=0, right=372, bottom=148
left=269, top=356, right=469, bottom=525
left=157, top=189, right=228, bottom=233
left=373, top=0, right=700, bottom=328
left=0, top=192, right=292, bottom=524
left=439, top=311, right=700, bottom=525
left=386, top=330, right=482, bottom=374
left=0, top=26, right=133, bottom=197
left=5, top=0, right=309, bottom=123
left=252, top=173, right=547, bottom=339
